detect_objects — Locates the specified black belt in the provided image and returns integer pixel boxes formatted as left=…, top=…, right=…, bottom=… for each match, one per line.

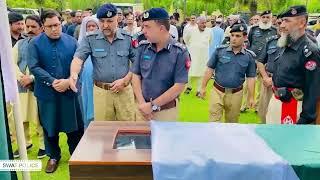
left=213, top=82, right=243, bottom=94
left=94, top=81, right=112, bottom=90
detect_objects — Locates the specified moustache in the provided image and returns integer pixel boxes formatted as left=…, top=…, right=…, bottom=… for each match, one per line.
left=27, top=31, right=35, bottom=35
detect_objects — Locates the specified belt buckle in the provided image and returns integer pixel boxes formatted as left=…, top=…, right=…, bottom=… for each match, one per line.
left=225, top=88, right=233, bottom=94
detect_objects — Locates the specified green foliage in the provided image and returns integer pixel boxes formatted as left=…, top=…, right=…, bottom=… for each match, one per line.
left=6, top=0, right=320, bottom=15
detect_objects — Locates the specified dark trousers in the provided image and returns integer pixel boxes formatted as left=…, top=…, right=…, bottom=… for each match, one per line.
left=43, top=128, right=83, bottom=161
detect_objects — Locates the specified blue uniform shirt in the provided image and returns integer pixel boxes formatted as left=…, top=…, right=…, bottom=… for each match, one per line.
left=74, top=29, right=135, bottom=83
left=27, top=33, right=78, bottom=101
left=207, top=46, right=256, bottom=88
left=131, top=38, right=189, bottom=101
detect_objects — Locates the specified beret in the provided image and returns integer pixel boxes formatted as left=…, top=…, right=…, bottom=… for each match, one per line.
left=142, top=8, right=169, bottom=21
left=96, top=3, right=117, bottom=19
left=230, top=23, right=247, bottom=33
left=261, top=10, right=272, bottom=16
left=281, top=5, right=307, bottom=18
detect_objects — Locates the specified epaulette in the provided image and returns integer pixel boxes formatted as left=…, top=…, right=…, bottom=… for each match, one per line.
left=245, top=48, right=257, bottom=57
left=138, top=40, right=150, bottom=46
left=172, top=42, right=187, bottom=50
left=303, top=44, right=313, bottom=58
left=250, top=25, right=259, bottom=30
left=216, top=44, right=229, bottom=49
left=120, top=30, right=131, bottom=37
left=266, top=35, right=278, bottom=42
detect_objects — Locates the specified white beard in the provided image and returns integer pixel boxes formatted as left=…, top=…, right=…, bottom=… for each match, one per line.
left=259, top=21, right=272, bottom=30
left=277, top=33, right=288, bottom=47
left=277, top=29, right=300, bottom=48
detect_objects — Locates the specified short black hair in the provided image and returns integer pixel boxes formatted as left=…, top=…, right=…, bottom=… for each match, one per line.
left=155, top=19, right=170, bottom=31
left=84, top=8, right=93, bottom=11
left=8, top=12, right=24, bottom=24
left=25, top=15, right=42, bottom=26
left=70, top=11, right=76, bottom=17
left=40, top=10, right=61, bottom=24
left=125, top=12, right=134, bottom=18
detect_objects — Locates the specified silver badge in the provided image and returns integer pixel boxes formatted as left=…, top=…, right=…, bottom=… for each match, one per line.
left=143, top=12, right=149, bottom=19
left=240, top=26, right=244, bottom=31
left=291, top=8, right=297, bottom=15
left=106, top=11, right=112, bottom=18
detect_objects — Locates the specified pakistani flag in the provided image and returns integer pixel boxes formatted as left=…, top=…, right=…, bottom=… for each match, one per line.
left=151, top=121, right=320, bottom=180
left=0, top=65, right=12, bottom=180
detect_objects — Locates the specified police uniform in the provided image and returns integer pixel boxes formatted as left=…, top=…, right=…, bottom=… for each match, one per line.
left=207, top=24, right=257, bottom=122
left=266, top=5, right=320, bottom=124
left=248, top=10, right=277, bottom=111
left=257, top=35, right=280, bottom=123
left=74, top=3, right=136, bottom=121
left=131, top=8, right=190, bottom=121
left=248, top=11, right=277, bottom=57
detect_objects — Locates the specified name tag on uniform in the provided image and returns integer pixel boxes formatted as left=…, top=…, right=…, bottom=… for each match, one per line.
left=222, top=56, right=231, bottom=60
left=143, top=55, right=151, bottom=60
left=94, top=48, right=105, bottom=52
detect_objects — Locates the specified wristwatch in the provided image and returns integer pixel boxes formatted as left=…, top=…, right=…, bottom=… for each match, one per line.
left=150, top=98, right=161, bottom=112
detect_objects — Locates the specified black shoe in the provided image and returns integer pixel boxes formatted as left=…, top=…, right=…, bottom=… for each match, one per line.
left=13, top=144, right=33, bottom=158
left=37, top=149, right=46, bottom=159
left=196, top=91, right=201, bottom=97
left=45, top=159, right=59, bottom=173
left=184, top=87, right=192, bottom=94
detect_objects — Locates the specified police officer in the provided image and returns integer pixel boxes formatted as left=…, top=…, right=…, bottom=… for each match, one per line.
left=200, top=23, right=256, bottom=122
left=267, top=5, right=320, bottom=124
left=131, top=8, right=190, bottom=121
left=70, top=3, right=136, bottom=121
left=248, top=10, right=277, bottom=112
left=256, top=15, right=283, bottom=123
left=248, top=10, right=277, bottom=56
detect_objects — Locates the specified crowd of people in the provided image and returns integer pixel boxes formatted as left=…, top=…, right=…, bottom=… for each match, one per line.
left=6, top=2, right=320, bottom=173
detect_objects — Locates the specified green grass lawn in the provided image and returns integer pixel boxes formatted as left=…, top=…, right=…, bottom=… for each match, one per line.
left=14, top=79, right=261, bottom=180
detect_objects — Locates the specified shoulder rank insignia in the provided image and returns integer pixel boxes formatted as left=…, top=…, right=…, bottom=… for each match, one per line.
left=303, top=45, right=312, bottom=57
left=217, top=44, right=229, bottom=49
left=173, top=42, right=187, bottom=50
left=138, top=40, right=150, bottom=46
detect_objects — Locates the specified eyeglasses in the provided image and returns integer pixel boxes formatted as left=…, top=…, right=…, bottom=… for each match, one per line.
left=44, top=23, right=61, bottom=30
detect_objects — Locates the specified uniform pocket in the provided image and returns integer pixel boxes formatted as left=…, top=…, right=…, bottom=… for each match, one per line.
left=92, top=51, right=107, bottom=58
left=237, top=59, right=249, bottom=75
left=218, top=56, right=232, bottom=64
left=267, top=48, right=277, bottom=54
left=117, top=51, right=130, bottom=65
left=116, top=51, right=129, bottom=57
left=140, top=60, right=153, bottom=78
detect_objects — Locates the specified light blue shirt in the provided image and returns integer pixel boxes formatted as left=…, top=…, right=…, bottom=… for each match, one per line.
left=79, top=57, right=94, bottom=128
left=209, top=26, right=224, bottom=58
